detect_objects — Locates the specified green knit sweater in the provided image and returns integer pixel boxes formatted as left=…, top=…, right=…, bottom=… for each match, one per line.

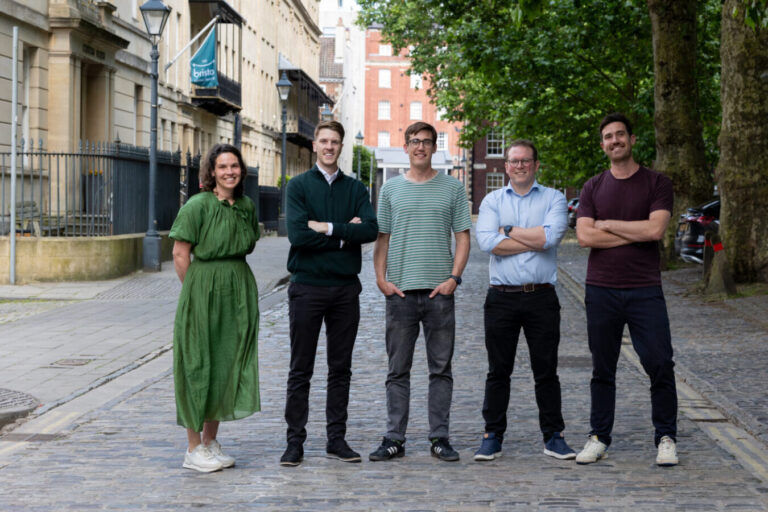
left=286, top=165, right=378, bottom=286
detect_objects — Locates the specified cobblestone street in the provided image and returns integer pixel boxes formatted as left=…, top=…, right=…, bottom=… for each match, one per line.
left=1, top=235, right=767, bottom=510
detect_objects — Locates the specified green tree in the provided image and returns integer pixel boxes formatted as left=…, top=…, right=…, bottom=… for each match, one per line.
left=647, top=0, right=718, bottom=260
left=714, top=0, right=768, bottom=282
left=358, top=0, right=720, bottom=181
left=352, top=145, right=375, bottom=185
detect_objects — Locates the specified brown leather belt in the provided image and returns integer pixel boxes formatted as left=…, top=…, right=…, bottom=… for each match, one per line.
left=490, top=283, right=553, bottom=293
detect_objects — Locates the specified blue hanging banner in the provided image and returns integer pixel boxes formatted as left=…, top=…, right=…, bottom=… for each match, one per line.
left=190, top=26, right=218, bottom=87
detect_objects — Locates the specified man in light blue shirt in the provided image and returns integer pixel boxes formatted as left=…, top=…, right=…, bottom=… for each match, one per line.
left=473, top=139, right=575, bottom=462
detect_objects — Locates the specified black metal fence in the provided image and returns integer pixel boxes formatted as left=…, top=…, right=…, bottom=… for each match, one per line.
left=0, top=140, right=195, bottom=237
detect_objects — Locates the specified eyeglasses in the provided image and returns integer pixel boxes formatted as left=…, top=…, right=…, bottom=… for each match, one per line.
left=407, top=138, right=435, bottom=148
left=505, top=158, right=535, bottom=167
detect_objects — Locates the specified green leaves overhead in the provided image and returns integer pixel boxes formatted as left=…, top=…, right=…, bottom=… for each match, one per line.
left=358, top=0, right=722, bottom=189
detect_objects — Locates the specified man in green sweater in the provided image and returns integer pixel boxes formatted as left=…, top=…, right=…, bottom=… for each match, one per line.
left=280, top=120, right=378, bottom=467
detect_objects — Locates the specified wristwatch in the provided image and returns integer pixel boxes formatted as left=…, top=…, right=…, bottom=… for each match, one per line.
left=449, top=275, right=462, bottom=285
left=503, top=225, right=514, bottom=237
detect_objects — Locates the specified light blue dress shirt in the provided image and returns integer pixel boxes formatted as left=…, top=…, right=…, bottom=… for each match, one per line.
left=476, top=181, right=568, bottom=286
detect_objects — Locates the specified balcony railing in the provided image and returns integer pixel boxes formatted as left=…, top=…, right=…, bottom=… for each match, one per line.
left=192, top=73, right=242, bottom=116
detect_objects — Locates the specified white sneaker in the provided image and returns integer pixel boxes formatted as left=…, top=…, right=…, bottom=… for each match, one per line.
left=207, top=439, right=235, bottom=468
left=656, top=436, right=678, bottom=466
left=575, top=435, right=608, bottom=465
left=183, top=444, right=224, bottom=473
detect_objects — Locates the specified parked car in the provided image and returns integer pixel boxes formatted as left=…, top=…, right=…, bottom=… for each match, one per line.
left=674, top=199, right=720, bottom=264
left=567, top=198, right=579, bottom=228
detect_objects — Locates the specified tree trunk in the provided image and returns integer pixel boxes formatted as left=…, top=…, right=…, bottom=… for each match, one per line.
left=647, top=0, right=712, bottom=264
left=716, top=0, right=768, bottom=282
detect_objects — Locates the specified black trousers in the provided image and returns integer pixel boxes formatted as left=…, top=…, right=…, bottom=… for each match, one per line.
left=285, top=280, right=361, bottom=444
left=482, top=286, right=565, bottom=442
left=585, top=285, right=677, bottom=447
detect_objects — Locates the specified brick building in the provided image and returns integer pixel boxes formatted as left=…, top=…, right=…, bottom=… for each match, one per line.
left=364, top=26, right=463, bottom=184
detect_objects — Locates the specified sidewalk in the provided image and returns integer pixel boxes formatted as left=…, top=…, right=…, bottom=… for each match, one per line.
left=0, top=231, right=767, bottom=510
left=0, top=234, right=292, bottom=427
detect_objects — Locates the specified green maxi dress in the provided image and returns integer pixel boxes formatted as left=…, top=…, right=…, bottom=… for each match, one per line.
left=169, top=191, right=261, bottom=432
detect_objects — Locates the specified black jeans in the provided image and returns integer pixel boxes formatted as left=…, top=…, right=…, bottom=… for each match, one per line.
left=285, top=281, right=361, bottom=445
left=585, top=285, right=677, bottom=447
left=482, top=286, right=565, bottom=442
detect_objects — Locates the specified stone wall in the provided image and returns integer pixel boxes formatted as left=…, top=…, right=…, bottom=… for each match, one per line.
left=0, top=233, right=174, bottom=284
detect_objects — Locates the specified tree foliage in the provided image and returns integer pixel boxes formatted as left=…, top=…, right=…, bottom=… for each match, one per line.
left=352, top=145, right=375, bottom=185
left=358, top=0, right=721, bottom=189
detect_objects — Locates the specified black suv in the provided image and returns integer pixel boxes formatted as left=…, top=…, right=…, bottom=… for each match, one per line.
left=674, top=199, right=720, bottom=264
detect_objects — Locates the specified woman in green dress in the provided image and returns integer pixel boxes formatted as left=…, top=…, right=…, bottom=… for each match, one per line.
left=170, top=143, right=261, bottom=473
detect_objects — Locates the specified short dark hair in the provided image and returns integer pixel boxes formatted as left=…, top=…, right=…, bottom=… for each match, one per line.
left=404, top=121, right=437, bottom=145
left=314, top=120, right=345, bottom=141
left=199, top=143, right=248, bottom=198
left=599, top=112, right=633, bottom=138
left=505, top=139, right=538, bottom=162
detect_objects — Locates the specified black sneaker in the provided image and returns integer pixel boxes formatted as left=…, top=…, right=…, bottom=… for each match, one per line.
left=430, top=438, right=460, bottom=462
left=279, top=442, right=303, bottom=466
left=369, top=437, right=405, bottom=461
left=326, top=438, right=362, bottom=463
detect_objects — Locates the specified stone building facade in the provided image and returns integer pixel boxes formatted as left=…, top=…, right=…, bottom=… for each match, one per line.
left=0, top=0, right=330, bottom=189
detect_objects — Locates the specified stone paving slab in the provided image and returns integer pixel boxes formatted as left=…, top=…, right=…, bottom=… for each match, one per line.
left=0, top=234, right=293, bottom=430
left=0, top=235, right=767, bottom=510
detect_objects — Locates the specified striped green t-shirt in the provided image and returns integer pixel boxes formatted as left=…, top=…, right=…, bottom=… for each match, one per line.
left=378, top=173, right=472, bottom=291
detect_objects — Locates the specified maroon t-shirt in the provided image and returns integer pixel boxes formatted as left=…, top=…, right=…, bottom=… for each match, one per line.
left=577, top=166, right=673, bottom=288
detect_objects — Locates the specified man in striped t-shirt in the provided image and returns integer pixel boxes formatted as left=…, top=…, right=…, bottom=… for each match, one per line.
left=369, top=122, right=472, bottom=463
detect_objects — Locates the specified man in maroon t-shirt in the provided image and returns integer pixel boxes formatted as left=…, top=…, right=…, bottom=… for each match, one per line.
left=574, top=113, right=678, bottom=467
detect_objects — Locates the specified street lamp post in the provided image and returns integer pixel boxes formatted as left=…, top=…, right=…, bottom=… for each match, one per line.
left=140, top=0, right=171, bottom=272
left=355, top=131, right=363, bottom=181
left=369, top=150, right=374, bottom=200
left=276, top=72, right=293, bottom=236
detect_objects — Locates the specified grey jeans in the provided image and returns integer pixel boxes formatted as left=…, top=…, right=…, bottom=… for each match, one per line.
left=384, top=290, right=455, bottom=441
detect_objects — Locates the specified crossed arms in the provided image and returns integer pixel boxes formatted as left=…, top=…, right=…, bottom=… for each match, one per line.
left=575, top=210, right=671, bottom=248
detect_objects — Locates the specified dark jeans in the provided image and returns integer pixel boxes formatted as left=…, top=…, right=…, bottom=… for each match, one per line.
left=385, top=290, right=455, bottom=441
left=285, top=281, right=361, bottom=445
left=585, top=284, right=677, bottom=447
left=482, top=286, right=565, bottom=443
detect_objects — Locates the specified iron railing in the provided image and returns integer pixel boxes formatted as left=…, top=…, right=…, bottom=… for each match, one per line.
left=0, top=140, right=196, bottom=237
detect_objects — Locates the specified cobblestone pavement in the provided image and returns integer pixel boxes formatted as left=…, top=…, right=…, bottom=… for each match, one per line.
left=558, top=234, right=768, bottom=447
left=1, top=234, right=767, bottom=510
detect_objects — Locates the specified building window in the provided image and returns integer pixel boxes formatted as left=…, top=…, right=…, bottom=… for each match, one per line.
left=134, top=85, right=144, bottom=146
left=436, top=107, right=447, bottom=121
left=486, top=172, right=505, bottom=194
left=378, top=131, right=390, bottom=147
left=378, top=100, right=390, bottom=120
left=410, top=101, right=422, bottom=120
left=379, top=44, right=392, bottom=56
left=378, top=69, right=391, bottom=88
left=410, top=73, right=422, bottom=89
left=486, top=128, right=505, bottom=157
left=437, top=132, right=448, bottom=151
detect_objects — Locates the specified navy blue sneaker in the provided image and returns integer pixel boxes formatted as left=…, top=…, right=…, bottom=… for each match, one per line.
left=544, top=432, right=576, bottom=460
left=473, top=432, right=502, bottom=461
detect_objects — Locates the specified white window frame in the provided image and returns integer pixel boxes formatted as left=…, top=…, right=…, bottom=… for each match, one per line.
left=379, top=44, right=392, bottom=56
left=410, top=101, right=422, bottom=120
left=486, top=172, right=505, bottom=194
left=378, top=69, right=391, bottom=88
left=377, top=131, right=390, bottom=147
left=410, top=73, right=422, bottom=89
left=378, top=100, right=390, bottom=120
left=437, top=132, right=448, bottom=151
left=486, top=129, right=505, bottom=157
